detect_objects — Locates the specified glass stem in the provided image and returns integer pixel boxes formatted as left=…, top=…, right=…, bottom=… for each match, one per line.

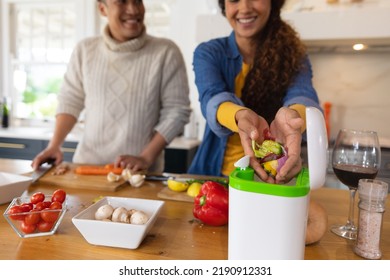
left=347, top=188, right=357, bottom=230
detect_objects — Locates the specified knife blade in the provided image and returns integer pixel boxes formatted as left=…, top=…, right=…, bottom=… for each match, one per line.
left=144, top=174, right=196, bottom=186
left=144, top=174, right=228, bottom=185
left=31, top=159, right=55, bottom=183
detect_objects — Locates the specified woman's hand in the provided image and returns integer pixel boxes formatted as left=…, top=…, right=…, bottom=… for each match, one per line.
left=270, top=107, right=304, bottom=183
left=235, top=109, right=275, bottom=183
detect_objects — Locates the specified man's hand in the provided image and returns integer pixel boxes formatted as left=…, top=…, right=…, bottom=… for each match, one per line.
left=31, top=146, right=63, bottom=170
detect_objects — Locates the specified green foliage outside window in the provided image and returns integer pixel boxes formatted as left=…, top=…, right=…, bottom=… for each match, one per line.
left=21, top=76, right=62, bottom=119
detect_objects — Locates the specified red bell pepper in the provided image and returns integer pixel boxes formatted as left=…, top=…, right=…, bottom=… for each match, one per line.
left=193, top=181, right=228, bottom=226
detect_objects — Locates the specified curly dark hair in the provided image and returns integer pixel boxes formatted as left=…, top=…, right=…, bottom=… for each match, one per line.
left=218, top=0, right=306, bottom=124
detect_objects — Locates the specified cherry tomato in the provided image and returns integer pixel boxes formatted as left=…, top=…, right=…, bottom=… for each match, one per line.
left=7, top=205, right=25, bottom=221
left=20, top=221, right=36, bottom=234
left=41, top=209, right=60, bottom=223
left=34, top=202, right=46, bottom=211
left=42, top=201, right=52, bottom=209
left=24, top=209, right=41, bottom=225
left=52, top=189, right=66, bottom=203
left=50, top=201, right=62, bottom=210
left=30, top=192, right=45, bottom=204
left=37, top=221, right=54, bottom=232
left=20, top=203, right=33, bottom=212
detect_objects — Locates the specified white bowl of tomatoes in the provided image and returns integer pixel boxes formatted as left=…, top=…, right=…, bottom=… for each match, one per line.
left=3, top=189, right=67, bottom=238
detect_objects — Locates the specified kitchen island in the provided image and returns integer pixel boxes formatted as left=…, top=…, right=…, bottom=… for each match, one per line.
left=1, top=159, right=389, bottom=260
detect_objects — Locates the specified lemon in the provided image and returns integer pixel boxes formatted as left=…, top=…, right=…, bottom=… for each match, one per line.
left=167, top=179, right=189, bottom=192
left=187, top=182, right=202, bottom=197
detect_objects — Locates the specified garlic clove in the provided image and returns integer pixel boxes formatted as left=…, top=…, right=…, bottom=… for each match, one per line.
left=121, top=168, right=132, bottom=181
left=129, top=174, right=145, bottom=188
left=107, top=172, right=121, bottom=182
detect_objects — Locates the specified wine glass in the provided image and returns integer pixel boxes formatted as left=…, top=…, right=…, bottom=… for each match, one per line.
left=331, top=129, right=381, bottom=240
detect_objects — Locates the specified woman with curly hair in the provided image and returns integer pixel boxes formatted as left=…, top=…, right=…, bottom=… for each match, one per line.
left=188, top=0, right=321, bottom=183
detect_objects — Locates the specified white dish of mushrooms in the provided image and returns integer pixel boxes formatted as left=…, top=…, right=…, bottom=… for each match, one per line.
left=72, top=196, right=164, bottom=249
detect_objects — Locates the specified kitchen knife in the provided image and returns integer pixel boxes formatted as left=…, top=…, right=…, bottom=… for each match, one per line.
left=145, top=174, right=228, bottom=185
left=145, top=175, right=188, bottom=185
left=31, top=159, right=55, bottom=183
left=145, top=174, right=194, bottom=182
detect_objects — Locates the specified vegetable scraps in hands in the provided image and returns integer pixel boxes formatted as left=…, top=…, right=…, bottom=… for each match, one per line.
left=193, top=181, right=228, bottom=226
left=252, top=130, right=288, bottom=177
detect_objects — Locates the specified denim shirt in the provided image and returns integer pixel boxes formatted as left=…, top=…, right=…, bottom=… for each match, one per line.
left=188, top=31, right=321, bottom=176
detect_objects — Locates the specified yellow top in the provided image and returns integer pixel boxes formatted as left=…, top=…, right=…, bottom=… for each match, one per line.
left=216, top=64, right=249, bottom=176
left=216, top=63, right=306, bottom=176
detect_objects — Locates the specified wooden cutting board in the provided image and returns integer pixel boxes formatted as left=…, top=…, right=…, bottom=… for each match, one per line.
left=157, top=187, right=195, bottom=203
left=34, top=163, right=127, bottom=192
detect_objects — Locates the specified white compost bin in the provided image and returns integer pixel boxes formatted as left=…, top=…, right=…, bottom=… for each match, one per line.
left=228, top=107, right=328, bottom=260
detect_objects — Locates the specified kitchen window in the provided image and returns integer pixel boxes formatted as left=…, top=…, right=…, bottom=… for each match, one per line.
left=9, top=2, right=77, bottom=120
left=1, top=0, right=173, bottom=125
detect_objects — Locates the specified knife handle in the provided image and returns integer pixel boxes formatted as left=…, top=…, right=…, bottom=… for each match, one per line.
left=145, top=175, right=171, bottom=181
left=42, top=158, right=56, bottom=165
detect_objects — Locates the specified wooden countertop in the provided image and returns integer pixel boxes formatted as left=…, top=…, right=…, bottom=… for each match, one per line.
left=1, top=159, right=389, bottom=260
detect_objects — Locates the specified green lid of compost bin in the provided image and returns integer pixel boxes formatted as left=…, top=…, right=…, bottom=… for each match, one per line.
left=229, top=107, right=327, bottom=197
left=229, top=167, right=310, bottom=197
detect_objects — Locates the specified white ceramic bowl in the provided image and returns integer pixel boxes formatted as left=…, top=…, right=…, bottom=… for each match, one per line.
left=0, top=172, right=32, bottom=205
left=72, top=197, right=164, bottom=249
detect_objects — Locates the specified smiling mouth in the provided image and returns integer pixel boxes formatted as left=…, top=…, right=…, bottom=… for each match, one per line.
left=237, top=17, right=257, bottom=24
left=122, top=18, right=141, bottom=25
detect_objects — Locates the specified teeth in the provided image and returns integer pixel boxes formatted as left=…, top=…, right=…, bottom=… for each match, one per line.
left=124, top=19, right=138, bottom=24
left=238, top=18, right=255, bottom=24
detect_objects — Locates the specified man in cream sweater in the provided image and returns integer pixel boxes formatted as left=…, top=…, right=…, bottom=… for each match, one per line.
left=32, top=0, right=191, bottom=173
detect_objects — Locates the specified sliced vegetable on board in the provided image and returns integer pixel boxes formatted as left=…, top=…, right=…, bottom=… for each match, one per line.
left=167, top=179, right=189, bottom=192
left=187, top=182, right=202, bottom=197
left=74, top=165, right=123, bottom=175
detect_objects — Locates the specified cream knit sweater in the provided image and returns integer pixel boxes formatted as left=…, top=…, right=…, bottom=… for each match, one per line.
left=57, top=26, right=191, bottom=172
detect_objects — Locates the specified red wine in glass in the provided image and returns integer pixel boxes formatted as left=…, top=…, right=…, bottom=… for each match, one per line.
left=331, top=129, right=381, bottom=240
left=333, top=164, right=378, bottom=190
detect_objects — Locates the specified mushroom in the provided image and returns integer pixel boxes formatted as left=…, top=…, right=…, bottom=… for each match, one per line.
left=127, top=209, right=137, bottom=216
left=95, top=204, right=114, bottom=220
left=129, top=174, right=145, bottom=188
left=130, top=210, right=149, bottom=225
left=111, top=207, right=130, bottom=223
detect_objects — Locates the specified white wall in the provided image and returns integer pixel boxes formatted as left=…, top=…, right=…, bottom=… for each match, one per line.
left=165, top=0, right=231, bottom=140
left=310, top=52, right=390, bottom=142
left=283, top=0, right=390, bottom=146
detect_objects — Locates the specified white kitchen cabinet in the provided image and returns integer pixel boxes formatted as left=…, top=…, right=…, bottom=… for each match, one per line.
left=0, top=137, right=76, bottom=162
left=282, top=0, right=390, bottom=51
